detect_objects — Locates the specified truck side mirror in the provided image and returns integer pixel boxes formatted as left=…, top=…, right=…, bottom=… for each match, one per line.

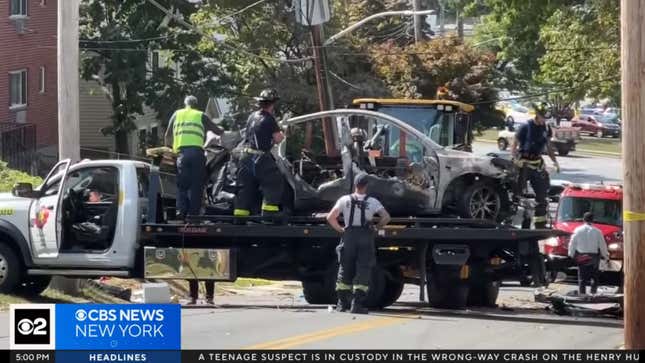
left=12, top=182, right=35, bottom=198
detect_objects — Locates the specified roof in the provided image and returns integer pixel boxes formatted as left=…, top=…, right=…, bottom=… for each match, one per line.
left=561, top=183, right=622, bottom=200
left=352, top=98, right=475, bottom=113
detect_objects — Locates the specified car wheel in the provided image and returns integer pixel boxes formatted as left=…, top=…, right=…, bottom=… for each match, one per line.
left=0, top=243, right=22, bottom=294
left=458, top=181, right=501, bottom=221
left=596, top=130, right=604, bottom=138
left=556, top=145, right=570, bottom=156
left=497, top=138, right=508, bottom=151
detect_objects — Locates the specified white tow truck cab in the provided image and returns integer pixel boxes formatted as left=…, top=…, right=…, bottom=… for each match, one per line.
left=0, top=159, right=221, bottom=294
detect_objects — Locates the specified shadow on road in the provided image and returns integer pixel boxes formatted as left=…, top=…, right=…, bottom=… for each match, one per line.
left=381, top=302, right=623, bottom=329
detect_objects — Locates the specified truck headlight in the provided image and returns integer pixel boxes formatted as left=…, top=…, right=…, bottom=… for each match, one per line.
left=608, top=242, right=623, bottom=251
left=544, top=237, right=560, bottom=247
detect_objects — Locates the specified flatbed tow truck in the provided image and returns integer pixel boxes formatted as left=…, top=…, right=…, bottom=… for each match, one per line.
left=0, top=159, right=563, bottom=310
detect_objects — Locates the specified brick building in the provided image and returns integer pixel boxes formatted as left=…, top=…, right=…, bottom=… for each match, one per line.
left=0, top=0, right=57, bottom=151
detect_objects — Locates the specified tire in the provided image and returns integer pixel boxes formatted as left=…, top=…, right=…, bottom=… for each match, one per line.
left=16, top=276, right=52, bottom=297
left=458, top=181, right=502, bottom=221
left=302, top=279, right=336, bottom=305
left=0, top=243, right=23, bottom=294
left=377, top=266, right=405, bottom=308
left=302, top=264, right=338, bottom=305
left=519, top=275, right=532, bottom=287
left=467, top=280, right=500, bottom=307
left=596, top=130, right=604, bottom=138
left=427, top=272, right=469, bottom=309
left=497, top=138, right=508, bottom=151
left=556, top=145, right=570, bottom=156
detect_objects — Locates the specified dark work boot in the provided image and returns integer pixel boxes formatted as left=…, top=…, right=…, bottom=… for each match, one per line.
left=336, top=290, right=352, bottom=312
left=350, top=289, right=369, bottom=314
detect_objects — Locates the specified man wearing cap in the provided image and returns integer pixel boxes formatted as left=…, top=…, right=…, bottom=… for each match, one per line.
left=326, top=174, right=391, bottom=314
left=165, top=95, right=223, bottom=305
left=511, top=102, right=560, bottom=229
left=233, top=89, right=286, bottom=220
left=568, top=212, right=609, bottom=295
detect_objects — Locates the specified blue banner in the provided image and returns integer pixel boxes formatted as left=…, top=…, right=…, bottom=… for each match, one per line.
left=56, top=351, right=181, bottom=363
left=55, top=304, right=181, bottom=351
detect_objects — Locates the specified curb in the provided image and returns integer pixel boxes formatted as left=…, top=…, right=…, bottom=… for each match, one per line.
left=475, top=139, right=621, bottom=158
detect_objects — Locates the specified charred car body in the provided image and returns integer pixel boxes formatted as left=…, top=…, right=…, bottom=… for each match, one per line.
left=205, top=109, right=519, bottom=221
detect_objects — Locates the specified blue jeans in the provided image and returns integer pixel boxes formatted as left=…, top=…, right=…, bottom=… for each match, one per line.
left=176, top=147, right=206, bottom=217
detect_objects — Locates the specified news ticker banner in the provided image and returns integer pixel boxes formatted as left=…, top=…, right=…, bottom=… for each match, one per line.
left=9, top=304, right=181, bottom=351
left=2, top=350, right=643, bottom=363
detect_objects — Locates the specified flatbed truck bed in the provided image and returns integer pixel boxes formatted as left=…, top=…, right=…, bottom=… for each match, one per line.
left=140, top=208, right=564, bottom=309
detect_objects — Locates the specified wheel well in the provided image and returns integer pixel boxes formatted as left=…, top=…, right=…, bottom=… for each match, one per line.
left=442, top=174, right=499, bottom=209
left=0, top=230, right=26, bottom=269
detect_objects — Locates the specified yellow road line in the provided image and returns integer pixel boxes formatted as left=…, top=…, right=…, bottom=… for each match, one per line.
left=244, top=316, right=404, bottom=350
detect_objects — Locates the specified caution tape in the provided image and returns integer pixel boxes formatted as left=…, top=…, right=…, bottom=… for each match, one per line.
left=623, top=211, right=645, bottom=222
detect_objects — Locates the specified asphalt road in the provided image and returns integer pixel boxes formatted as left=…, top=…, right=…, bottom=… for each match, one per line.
left=0, top=284, right=624, bottom=349
left=473, top=141, right=623, bottom=183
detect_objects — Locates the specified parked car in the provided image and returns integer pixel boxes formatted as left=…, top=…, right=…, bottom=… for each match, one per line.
left=202, top=109, right=521, bottom=222
left=498, top=102, right=533, bottom=124
left=572, top=115, right=621, bottom=138
left=496, top=120, right=578, bottom=156
left=542, top=183, right=623, bottom=283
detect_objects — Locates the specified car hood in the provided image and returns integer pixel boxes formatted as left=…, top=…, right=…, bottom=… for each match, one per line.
left=554, top=221, right=622, bottom=236
left=438, top=149, right=509, bottom=178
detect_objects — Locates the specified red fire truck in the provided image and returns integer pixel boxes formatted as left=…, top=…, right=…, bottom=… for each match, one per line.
left=543, top=183, right=623, bottom=282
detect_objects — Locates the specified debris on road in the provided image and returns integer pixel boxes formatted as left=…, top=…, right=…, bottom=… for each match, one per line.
left=535, top=288, right=623, bottom=318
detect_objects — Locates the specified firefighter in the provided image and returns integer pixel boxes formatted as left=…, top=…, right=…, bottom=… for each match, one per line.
left=326, top=174, right=391, bottom=314
left=511, top=103, right=560, bottom=229
left=233, top=89, right=286, bottom=220
left=165, top=95, right=223, bottom=305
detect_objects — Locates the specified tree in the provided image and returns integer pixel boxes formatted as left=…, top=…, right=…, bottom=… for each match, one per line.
left=537, top=0, right=620, bottom=106
left=79, top=0, right=226, bottom=154
left=369, top=36, right=503, bottom=128
left=471, top=0, right=582, bottom=91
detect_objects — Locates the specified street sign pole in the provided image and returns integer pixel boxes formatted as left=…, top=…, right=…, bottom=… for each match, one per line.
left=621, top=0, right=645, bottom=349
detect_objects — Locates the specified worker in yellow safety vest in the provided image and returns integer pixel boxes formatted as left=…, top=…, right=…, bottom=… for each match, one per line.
left=165, top=95, right=223, bottom=305
left=165, top=95, right=224, bottom=220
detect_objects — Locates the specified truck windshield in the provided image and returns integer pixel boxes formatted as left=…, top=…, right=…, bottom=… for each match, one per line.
left=374, top=105, right=455, bottom=146
left=557, top=197, right=622, bottom=226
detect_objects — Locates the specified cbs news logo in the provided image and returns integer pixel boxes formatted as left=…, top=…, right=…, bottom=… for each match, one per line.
left=10, top=304, right=56, bottom=350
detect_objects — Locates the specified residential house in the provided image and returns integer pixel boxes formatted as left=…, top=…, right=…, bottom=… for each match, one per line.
left=0, top=0, right=57, bottom=170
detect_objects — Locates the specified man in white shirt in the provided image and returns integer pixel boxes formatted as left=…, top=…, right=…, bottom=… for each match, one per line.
left=568, top=212, right=609, bottom=295
left=327, top=173, right=391, bottom=314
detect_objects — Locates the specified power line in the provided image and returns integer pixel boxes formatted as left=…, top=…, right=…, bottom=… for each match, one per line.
left=79, top=36, right=169, bottom=44
left=216, top=0, right=269, bottom=22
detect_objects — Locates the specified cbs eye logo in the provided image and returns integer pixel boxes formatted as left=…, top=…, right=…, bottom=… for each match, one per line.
left=11, top=307, right=53, bottom=347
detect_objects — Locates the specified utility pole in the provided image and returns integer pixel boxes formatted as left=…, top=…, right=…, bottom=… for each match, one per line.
left=412, top=0, right=422, bottom=43
left=621, top=0, right=645, bottom=349
left=309, top=24, right=337, bottom=156
left=57, top=0, right=81, bottom=162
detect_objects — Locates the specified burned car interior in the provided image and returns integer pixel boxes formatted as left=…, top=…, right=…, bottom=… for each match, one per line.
left=189, top=108, right=519, bottom=222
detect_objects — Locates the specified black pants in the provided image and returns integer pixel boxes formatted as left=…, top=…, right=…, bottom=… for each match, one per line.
left=176, top=147, right=206, bottom=217
left=234, top=153, right=284, bottom=215
left=189, top=280, right=215, bottom=300
left=336, top=227, right=376, bottom=292
left=578, top=255, right=600, bottom=295
left=517, top=160, right=550, bottom=228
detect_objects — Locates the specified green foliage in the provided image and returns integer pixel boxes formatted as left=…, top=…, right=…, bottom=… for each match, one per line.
left=0, top=162, right=42, bottom=192
left=538, top=0, right=619, bottom=104
left=369, top=36, right=503, bottom=128
left=79, top=0, right=226, bottom=153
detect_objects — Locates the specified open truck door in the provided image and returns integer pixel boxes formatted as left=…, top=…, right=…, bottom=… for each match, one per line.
left=28, top=159, right=71, bottom=259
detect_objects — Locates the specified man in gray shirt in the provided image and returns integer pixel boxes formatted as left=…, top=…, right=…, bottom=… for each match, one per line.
left=327, top=173, right=391, bottom=314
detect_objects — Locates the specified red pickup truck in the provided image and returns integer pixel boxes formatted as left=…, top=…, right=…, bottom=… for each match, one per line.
left=542, top=183, right=623, bottom=281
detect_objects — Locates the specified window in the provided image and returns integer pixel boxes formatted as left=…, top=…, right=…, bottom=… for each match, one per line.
left=9, top=70, right=27, bottom=108
left=39, top=66, right=45, bottom=93
left=10, top=0, right=27, bottom=16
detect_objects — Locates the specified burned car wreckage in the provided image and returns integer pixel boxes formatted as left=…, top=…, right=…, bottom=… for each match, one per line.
left=200, top=108, right=520, bottom=222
